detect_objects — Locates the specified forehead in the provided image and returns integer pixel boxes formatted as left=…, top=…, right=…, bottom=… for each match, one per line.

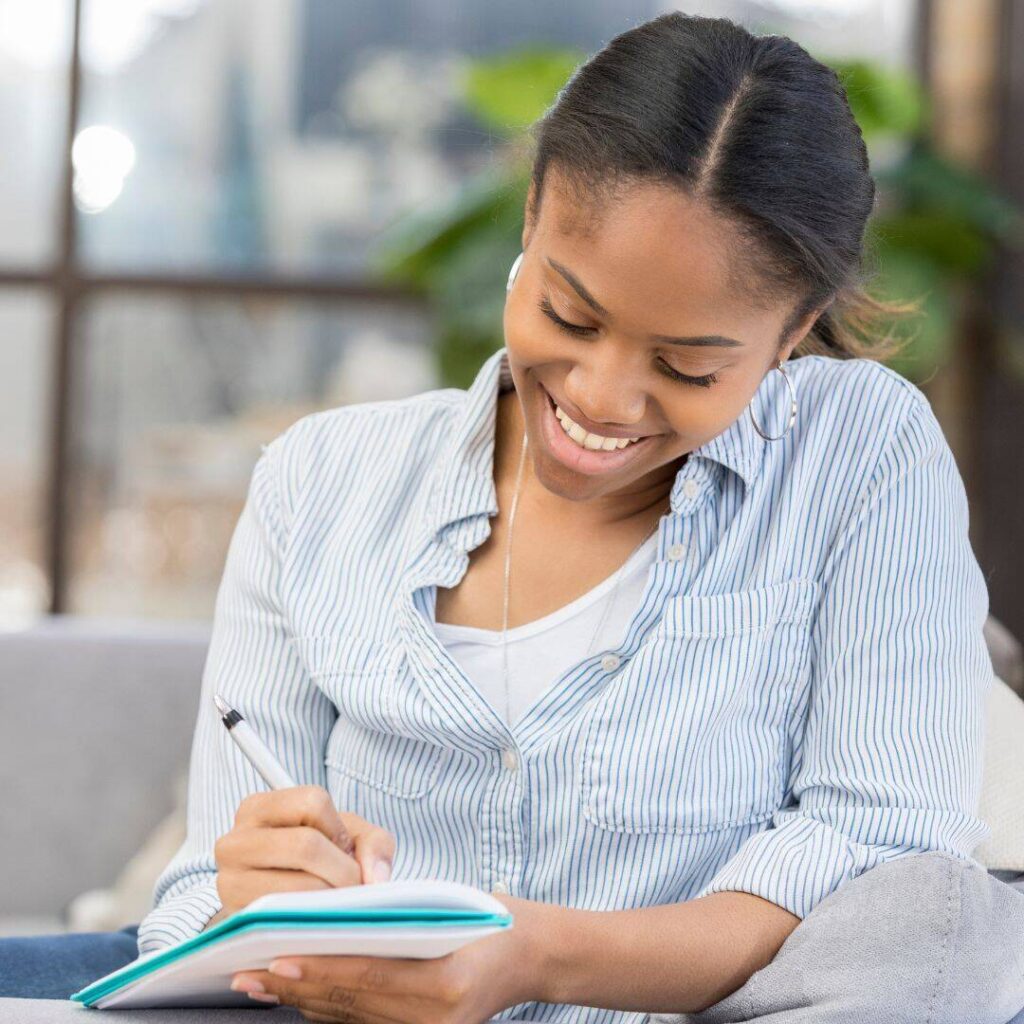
left=537, top=168, right=778, bottom=318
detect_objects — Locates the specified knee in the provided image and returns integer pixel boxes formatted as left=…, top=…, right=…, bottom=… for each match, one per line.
left=758, top=852, right=1024, bottom=1024
left=927, top=853, right=1024, bottom=1024
left=675, top=852, right=1024, bottom=1024
left=0, top=929, right=140, bottom=1000
left=0, top=933, right=74, bottom=999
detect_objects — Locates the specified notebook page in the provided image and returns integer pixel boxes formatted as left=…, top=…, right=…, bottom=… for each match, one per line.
left=245, top=877, right=508, bottom=916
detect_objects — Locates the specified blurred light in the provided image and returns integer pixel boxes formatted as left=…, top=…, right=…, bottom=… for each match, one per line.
left=83, top=0, right=205, bottom=73
left=0, top=0, right=69, bottom=69
left=0, top=0, right=205, bottom=72
left=343, top=50, right=460, bottom=136
left=72, top=125, right=136, bottom=214
left=0, top=560, right=50, bottom=619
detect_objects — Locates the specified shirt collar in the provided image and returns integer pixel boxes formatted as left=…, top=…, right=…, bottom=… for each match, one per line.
left=426, top=346, right=765, bottom=537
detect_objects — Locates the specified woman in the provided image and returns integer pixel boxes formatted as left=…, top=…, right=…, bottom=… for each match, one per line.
left=4, top=11, right=1024, bottom=1024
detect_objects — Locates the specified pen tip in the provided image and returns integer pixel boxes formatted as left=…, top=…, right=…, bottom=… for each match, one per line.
left=213, top=694, right=232, bottom=717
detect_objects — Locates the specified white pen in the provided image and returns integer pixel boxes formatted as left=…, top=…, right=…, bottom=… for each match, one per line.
left=213, top=694, right=357, bottom=857
left=213, top=693, right=298, bottom=788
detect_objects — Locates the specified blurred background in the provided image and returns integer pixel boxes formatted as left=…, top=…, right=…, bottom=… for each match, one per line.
left=2, top=0, right=1023, bottom=627
left=2, top=0, right=1024, bottom=939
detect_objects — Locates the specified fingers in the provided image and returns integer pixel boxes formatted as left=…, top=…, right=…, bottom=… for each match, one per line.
left=233, top=967, right=426, bottom=1024
left=218, top=827, right=362, bottom=889
left=218, top=869, right=332, bottom=912
left=276, top=954, right=455, bottom=1000
left=235, top=786, right=356, bottom=854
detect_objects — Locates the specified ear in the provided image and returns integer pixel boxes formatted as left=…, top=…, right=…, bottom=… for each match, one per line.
left=781, top=301, right=830, bottom=362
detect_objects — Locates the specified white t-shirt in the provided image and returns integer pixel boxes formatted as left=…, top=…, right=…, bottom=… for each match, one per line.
left=433, top=530, right=659, bottom=727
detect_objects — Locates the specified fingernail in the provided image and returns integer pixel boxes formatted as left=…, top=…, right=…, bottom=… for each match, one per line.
left=230, top=977, right=264, bottom=994
left=247, top=992, right=280, bottom=1004
left=268, top=960, right=303, bottom=979
left=373, top=859, right=392, bottom=882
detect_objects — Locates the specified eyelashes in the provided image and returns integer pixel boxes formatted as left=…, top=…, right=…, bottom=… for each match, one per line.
left=537, top=295, right=592, bottom=337
left=535, top=295, right=719, bottom=389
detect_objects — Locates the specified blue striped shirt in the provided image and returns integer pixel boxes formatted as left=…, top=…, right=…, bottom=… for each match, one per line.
left=139, top=345, right=993, bottom=1022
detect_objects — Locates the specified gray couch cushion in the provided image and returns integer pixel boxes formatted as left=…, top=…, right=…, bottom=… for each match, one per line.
left=0, top=999, right=304, bottom=1021
left=0, top=617, right=210, bottom=918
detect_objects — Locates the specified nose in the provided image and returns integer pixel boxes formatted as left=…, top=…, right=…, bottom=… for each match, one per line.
left=561, top=362, right=648, bottom=435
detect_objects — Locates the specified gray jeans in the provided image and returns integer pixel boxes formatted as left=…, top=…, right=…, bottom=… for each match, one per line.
left=654, top=851, right=1024, bottom=1024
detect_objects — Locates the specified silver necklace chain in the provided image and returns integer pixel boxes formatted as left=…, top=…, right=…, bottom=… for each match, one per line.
left=501, top=427, right=662, bottom=727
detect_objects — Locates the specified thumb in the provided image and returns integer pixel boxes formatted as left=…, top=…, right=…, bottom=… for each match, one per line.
left=337, top=812, right=396, bottom=884
left=355, top=828, right=396, bottom=883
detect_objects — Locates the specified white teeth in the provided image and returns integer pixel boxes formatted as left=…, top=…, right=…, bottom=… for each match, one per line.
left=553, top=402, right=641, bottom=451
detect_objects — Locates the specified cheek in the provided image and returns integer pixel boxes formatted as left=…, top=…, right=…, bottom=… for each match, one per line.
left=661, top=385, right=749, bottom=447
left=504, top=299, right=559, bottom=365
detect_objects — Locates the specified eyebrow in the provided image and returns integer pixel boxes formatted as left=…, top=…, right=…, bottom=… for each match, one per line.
left=545, top=257, right=745, bottom=348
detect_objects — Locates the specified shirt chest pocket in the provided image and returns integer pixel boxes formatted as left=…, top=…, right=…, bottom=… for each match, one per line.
left=292, top=633, right=445, bottom=799
left=580, top=577, right=819, bottom=835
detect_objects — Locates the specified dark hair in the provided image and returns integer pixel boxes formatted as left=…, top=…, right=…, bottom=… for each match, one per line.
left=525, top=12, right=917, bottom=361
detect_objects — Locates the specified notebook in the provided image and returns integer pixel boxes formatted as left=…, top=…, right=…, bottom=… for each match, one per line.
left=70, top=879, right=513, bottom=1009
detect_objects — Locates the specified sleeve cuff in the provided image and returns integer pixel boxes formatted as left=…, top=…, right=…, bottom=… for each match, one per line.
left=694, top=808, right=990, bottom=920
left=136, top=877, right=222, bottom=957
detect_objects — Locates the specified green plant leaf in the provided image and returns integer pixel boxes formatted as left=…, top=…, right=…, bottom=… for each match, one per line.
left=871, top=211, right=991, bottom=276
left=461, top=47, right=585, bottom=136
left=370, top=165, right=528, bottom=289
left=875, top=147, right=1024, bottom=243
left=821, top=57, right=924, bottom=138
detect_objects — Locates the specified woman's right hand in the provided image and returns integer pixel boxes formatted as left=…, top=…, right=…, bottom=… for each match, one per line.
left=209, top=785, right=397, bottom=924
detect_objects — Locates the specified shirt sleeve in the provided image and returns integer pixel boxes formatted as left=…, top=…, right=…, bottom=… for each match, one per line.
left=694, top=395, right=993, bottom=920
left=136, top=427, right=338, bottom=956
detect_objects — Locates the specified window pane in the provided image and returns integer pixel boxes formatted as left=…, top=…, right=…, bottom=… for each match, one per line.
left=67, top=291, right=435, bottom=618
left=75, top=0, right=659, bottom=274
left=0, top=290, right=54, bottom=617
left=0, top=0, right=72, bottom=266
left=681, top=0, right=919, bottom=68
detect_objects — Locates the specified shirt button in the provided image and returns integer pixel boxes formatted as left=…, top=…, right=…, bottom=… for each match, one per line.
left=600, top=653, right=621, bottom=671
left=667, top=543, right=686, bottom=561
left=501, top=748, right=519, bottom=771
left=682, top=478, right=699, bottom=499
left=492, top=880, right=510, bottom=895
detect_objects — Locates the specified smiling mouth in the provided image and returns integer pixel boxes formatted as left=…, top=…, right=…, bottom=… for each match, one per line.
left=544, top=384, right=654, bottom=444
left=537, top=380, right=659, bottom=475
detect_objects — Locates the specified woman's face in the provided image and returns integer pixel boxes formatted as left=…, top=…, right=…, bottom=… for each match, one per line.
left=502, top=170, right=821, bottom=508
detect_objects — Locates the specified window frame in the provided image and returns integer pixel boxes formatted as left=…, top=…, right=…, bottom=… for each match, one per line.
left=0, top=0, right=426, bottom=613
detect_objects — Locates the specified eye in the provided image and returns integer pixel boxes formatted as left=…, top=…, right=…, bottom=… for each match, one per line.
left=657, top=361, right=719, bottom=389
left=537, top=295, right=593, bottom=337
left=537, top=295, right=720, bottom=389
